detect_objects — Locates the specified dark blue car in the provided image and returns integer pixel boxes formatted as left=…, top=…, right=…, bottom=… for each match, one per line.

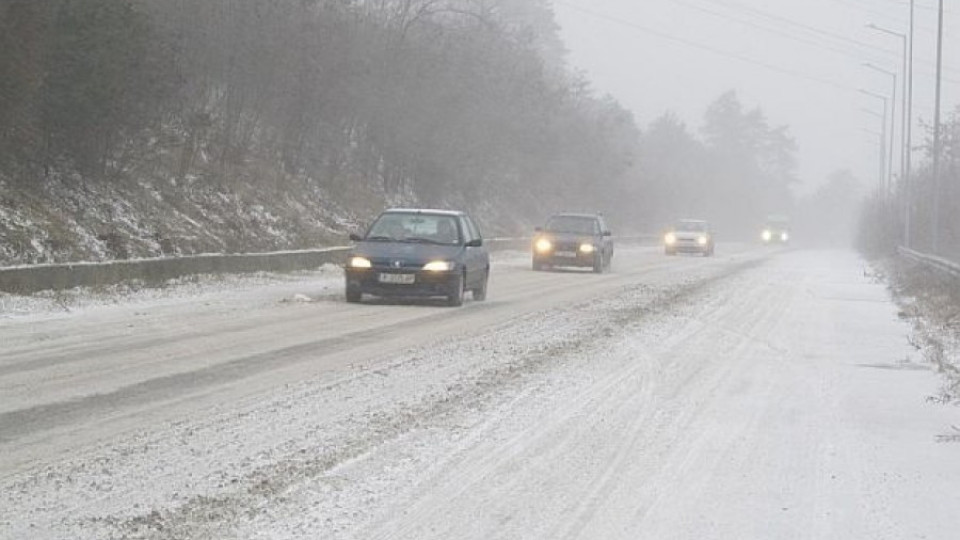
left=532, top=213, right=613, bottom=273
left=345, top=209, right=490, bottom=306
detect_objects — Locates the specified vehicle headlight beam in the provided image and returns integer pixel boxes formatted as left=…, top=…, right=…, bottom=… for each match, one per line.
left=535, top=238, right=553, bottom=253
left=422, top=260, right=454, bottom=272
left=349, top=256, right=372, bottom=269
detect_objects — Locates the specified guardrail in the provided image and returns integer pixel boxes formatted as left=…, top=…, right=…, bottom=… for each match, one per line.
left=897, top=246, right=960, bottom=279
left=0, top=235, right=654, bottom=295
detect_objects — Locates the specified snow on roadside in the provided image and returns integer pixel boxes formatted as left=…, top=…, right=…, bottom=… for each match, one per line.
left=0, top=264, right=345, bottom=322
left=0, top=250, right=537, bottom=322
left=880, top=257, right=960, bottom=403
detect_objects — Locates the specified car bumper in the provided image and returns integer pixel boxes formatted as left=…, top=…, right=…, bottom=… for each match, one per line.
left=345, top=268, right=459, bottom=298
left=533, top=251, right=596, bottom=267
left=666, top=242, right=709, bottom=253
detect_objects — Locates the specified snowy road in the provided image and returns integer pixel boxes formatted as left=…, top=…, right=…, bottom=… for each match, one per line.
left=2, top=246, right=958, bottom=539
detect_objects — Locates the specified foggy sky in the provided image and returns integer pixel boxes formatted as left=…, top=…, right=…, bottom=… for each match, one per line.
left=554, top=0, right=959, bottom=194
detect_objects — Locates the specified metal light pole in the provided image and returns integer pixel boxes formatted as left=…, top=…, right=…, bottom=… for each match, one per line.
left=906, top=0, right=915, bottom=247
left=931, top=0, right=944, bottom=253
left=863, top=63, right=898, bottom=195
left=867, top=24, right=913, bottom=196
left=860, top=89, right=890, bottom=196
left=861, top=122, right=885, bottom=192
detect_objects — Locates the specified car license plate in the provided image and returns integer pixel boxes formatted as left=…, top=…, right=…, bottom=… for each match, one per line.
left=378, top=273, right=415, bottom=284
left=555, top=251, right=577, bottom=258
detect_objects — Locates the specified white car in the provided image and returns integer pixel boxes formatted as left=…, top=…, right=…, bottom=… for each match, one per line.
left=762, top=217, right=790, bottom=244
left=664, top=219, right=715, bottom=256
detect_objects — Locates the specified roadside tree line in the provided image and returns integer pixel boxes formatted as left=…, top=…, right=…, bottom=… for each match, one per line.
left=0, top=0, right=802, bottom=259
left=859, top=106, right=960, bottom=261
left=0, top=0, right=637, bottom=222
left=636, top=91, right=797, bottom=238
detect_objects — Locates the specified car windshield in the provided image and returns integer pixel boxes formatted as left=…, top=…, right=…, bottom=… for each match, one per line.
left=545, top=216, right=598, bottom=235
left=366, top=213, right=461, bottom=245
left=675, top=221, right=707, bottom=232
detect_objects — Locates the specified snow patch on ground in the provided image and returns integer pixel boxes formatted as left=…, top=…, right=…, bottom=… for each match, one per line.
left=0, top=264, right=344, bottom=322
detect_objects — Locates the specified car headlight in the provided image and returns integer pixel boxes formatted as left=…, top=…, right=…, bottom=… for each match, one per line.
left=697, top=235, right=708, bottom=246
left=762, top=230, right=772, bottom=242
left=349, top=256, right=372, bottom=268
left=422, top=260, right=454, bottom=272
left=535, top=238, right=553, bottom=253
left=665, top=233, right=677, bottom=245
left=579, top=243, right=596, bottom=254
left=781, top=232, right=789, bottom=242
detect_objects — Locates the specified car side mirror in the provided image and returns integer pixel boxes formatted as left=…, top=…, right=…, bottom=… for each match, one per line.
left=534, top=226, right=543, bottom=233
left=466, top=238, right=483, bottom=247
left=603, top=230, right=612, bottom=237
left=349, top=233, right=363, bottom=242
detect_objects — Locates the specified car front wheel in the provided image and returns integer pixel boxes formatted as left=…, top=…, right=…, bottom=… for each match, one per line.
left=346, top=286, right=362, bottom=303
left=447, top=273, right=465, bottom=307
left=472, top=269, right=489, bottom=301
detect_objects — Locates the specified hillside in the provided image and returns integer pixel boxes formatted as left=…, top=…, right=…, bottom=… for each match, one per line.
left=0, top=0, right=635, bottom=265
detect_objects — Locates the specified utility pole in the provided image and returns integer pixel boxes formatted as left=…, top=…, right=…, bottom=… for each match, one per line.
left=931, top=0, right=944, bottom=253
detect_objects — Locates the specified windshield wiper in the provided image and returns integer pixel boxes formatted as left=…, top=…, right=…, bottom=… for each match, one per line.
left=364, top=235, right=394, bottom=242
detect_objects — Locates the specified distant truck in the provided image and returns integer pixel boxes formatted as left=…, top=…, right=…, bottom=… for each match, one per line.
left=762, top=215, right=790, bottom=244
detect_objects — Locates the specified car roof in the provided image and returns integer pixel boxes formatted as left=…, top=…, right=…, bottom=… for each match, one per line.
left=382, top=208, right=467, bottom=217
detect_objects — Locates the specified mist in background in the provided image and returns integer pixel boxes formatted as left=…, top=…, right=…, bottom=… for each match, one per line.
left=555, top=0, right=959, bottom=249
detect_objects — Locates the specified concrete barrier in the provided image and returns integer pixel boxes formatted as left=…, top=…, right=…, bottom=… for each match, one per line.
left=0, top=248, right=351, bottom=295
left=0, top=235, right=654, bottom=295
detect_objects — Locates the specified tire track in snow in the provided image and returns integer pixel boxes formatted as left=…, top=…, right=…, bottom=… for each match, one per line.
left=357, top=259, right=770, bottom=540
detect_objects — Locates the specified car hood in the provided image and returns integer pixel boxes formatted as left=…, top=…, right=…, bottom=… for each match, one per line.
left=351, top=241, right=464, bottom=263
left=674, top=231, right=707, bottom=240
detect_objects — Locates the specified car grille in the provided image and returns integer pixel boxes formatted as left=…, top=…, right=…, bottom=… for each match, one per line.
left=553, top=241, right=581, bottom=251
left=370, top=258, right=420, bottom=270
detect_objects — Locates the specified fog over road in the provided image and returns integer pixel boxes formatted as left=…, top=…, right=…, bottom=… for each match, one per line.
left=2, top=246, right=957, bottom=539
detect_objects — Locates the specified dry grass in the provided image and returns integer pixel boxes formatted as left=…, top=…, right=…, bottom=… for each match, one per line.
left=882, top=256, right=960, bottom=404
